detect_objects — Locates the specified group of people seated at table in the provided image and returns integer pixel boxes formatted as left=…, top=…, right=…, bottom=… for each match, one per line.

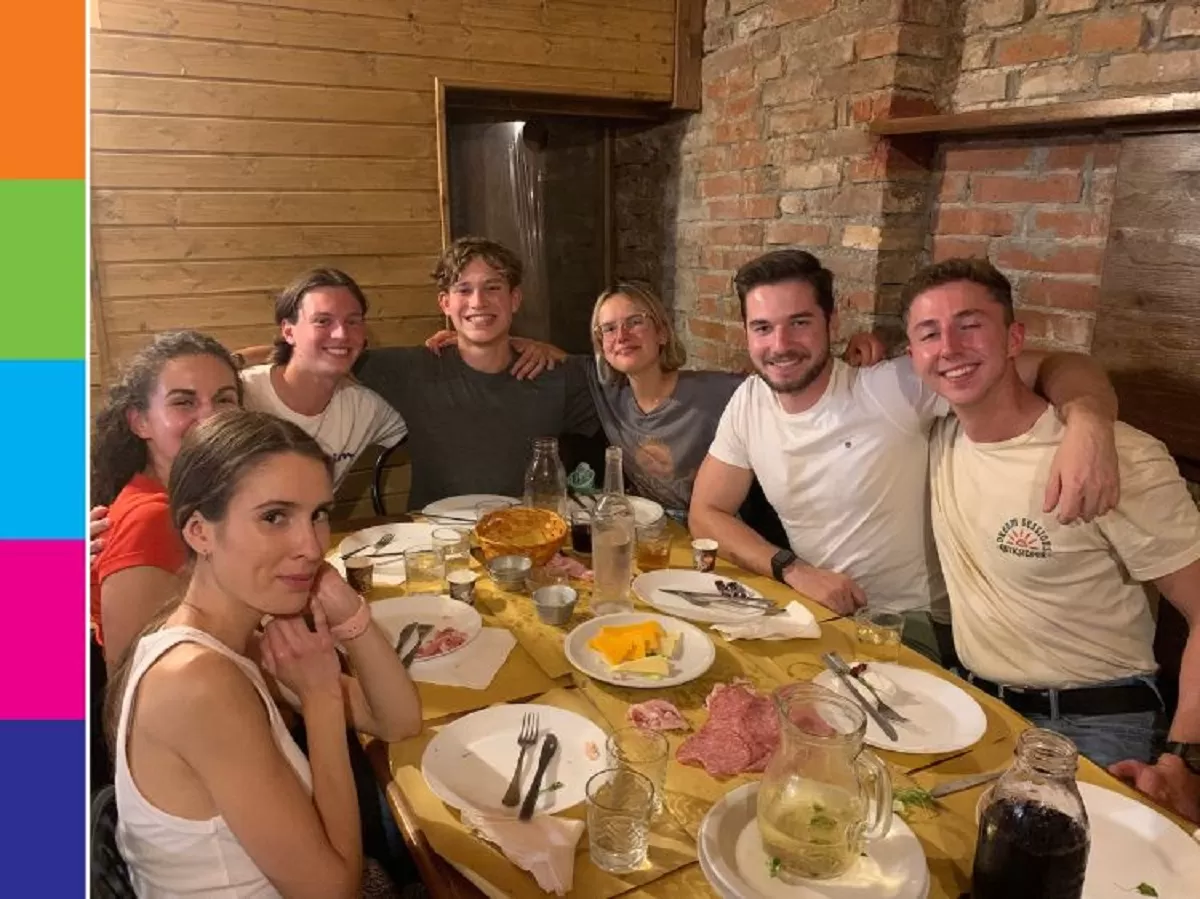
left=89, top=235, right=1200, bottom=895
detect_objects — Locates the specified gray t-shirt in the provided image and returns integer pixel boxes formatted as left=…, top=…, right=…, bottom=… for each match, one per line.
left=589, top=365, right=745, bottom=513
left=354, top=348, right=600, bottom=509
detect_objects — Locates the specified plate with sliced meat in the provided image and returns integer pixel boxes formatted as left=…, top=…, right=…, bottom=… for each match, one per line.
left=369, top=595, right=483, bottom=662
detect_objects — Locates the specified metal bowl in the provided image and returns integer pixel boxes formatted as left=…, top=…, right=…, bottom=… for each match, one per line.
left=487, top=554, right=533, bottom=592
left=532, top=585, right=578, bottom=626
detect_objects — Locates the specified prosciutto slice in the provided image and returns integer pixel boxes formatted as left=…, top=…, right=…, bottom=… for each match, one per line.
left=627, top=699, right=689, bottom=732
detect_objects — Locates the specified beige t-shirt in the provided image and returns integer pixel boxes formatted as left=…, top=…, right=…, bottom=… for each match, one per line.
left=930, top=406, right=1200, bottom=689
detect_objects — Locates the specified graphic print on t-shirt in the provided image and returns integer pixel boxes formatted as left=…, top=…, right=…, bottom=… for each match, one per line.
left=995, top=516, right=1052, bottom=559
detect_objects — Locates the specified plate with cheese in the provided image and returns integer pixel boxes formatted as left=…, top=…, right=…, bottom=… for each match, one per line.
left=564, top=612, right=715, bottom=688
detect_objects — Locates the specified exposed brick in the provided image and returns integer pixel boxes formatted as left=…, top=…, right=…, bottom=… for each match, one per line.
left=705, top=195, right=781, bottom=220
left=782, top=159, right=842, bottom=189
left=965, top=0, right=1036, bottom=31
left=961, top=35, right=992, bottom=70
left=973, top=173, right=1082, bottom=203
left=1100, top=50, right=1200, bottom=87
left=994, top=242, right=1105, bottom=276
left=694, top=147, right=731, bottom=174
left=708, top=0, right=729, bottom=19
left=994, top=30, right=1073, bottom=66
left=1015, top=309, right=1094, bottom=350
left=856, top=27, right=903, bottom=61
left=818, top=127, right=879, bottom=157
left=766, top=222, right=832, bottom=245
left=694, top=296, right=721, bottom=319
left=768, top=0, right=836, bottom=27
left=780, top=194, right=807, bottom=215
left=1045, top=0, right=1098, bottom=14
left=689, top=318, right=728, bottom=342
left=955, top=70, right=1009, bottom=106
left=728, top=0, right=761, bottom=14
left=1043, top=143, right=1094, bottom=170
left=1094, top=142, right=1122, bottom=167
left=762, top=74, right=817, bottom=107
left=731, top=142, right=769, bottom=169
left=1020, top=277, right=1101, bottom=312
left=751, top=29, right=782, bottom=60
left=1017, top=60, right=1096, bottom=99
left=816, top=57, right=896, bottom=96
left=1080, top=14, right=1144, bottom=54
left=703, top=43, right=753, bottom=78
left=829, top=184, right=885, bottom=216
left=767, top=103, right=837, bottom=135
left=696, top=274, right=731, bottom=296
left=1028, top=210, right=1106, bottom=240
left=704, top=223, right=764, bottom=245
left=699, top=173, right=746, bottom=198
left=943, top=146, right=1032, bottom=171
left=757, top=56, right=784, bottom=81
left=939, top=172, right=969, bottom=202
left=850, top=91, right=939, bottom=124
left=845, top=290, right=877, bottom=313
left=932, top=236, right=991, bottom=262
left=937, top=207, right=1018, bottom=236
left=1165, top=6, right=1200, bottom=39
left=842, top=225, right=883, bottom=249
left=855, top=25, right=946, bottom=61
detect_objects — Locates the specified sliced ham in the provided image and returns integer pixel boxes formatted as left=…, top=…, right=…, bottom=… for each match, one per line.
left=544, top=553, right=593, bottom=582
left=414, top=626, right=468, bottom=660
left=627, top=699, right=689, bottom=732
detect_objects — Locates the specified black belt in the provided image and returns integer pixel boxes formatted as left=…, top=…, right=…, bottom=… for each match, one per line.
left=970, top=677, right=1162, bottom=718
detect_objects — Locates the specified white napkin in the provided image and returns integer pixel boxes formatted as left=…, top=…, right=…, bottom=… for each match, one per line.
left=710, top=601, right=820, bottom=640
left=409, top=627, right=515, bottom=689
left=459, top=810, right=585, bottom=895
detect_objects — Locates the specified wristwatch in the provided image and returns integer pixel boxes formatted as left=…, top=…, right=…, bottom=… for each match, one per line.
left=1164, top=741, right=1200, bottom=775
left=770, top=549, right=798, bottom=584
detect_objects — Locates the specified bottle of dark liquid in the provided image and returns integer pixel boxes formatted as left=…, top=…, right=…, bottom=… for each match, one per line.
left=971, top=728, right=1090, bottom=899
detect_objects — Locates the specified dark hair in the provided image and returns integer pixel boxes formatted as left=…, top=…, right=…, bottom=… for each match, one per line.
left=272, top=268, right=369, bottom=365
left=91, top=331, right=243, bottom=507
left=900, top=257, right=1015, bottom=325
left=104, top=410, right=332, bottom=751
left=432, top=236, right=524, bottom=293
left=732, top=249, right=835, bottom=322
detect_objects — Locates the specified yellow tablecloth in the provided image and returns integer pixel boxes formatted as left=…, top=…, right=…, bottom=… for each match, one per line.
left=336, top=519, right=1193, bottom=899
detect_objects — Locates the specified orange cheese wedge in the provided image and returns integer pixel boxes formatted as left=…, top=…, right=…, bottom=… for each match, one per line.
left=587, top=620, right=666, bottom=667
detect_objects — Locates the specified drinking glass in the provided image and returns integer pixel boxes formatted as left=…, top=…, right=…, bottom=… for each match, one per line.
left=606, top=727, right=669, bottom=814
left=854, top=608, right=904, bottom=663
left=403, top=545, right=446, bottom=595
left=432, top=527, right=471, bottom=574
left=585, top=768, right=655, bottom=874
left=635, top=517, right=672, bottom=572
left=570, top=509, right=593, bottom=556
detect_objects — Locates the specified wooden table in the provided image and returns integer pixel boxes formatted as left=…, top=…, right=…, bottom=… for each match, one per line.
left=338, top=519, right=1194, bottom=899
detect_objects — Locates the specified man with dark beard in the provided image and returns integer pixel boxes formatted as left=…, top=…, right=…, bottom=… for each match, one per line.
left=688, top=249, right=1122, bottom=666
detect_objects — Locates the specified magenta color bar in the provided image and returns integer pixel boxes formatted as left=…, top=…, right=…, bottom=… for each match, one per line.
left=0, top=540, right=85, bottom=719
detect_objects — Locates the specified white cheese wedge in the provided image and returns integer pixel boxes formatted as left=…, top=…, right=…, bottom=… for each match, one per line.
left=613, top=655, right=671, bottom=677
left=658, top=631, right=681, bottom=660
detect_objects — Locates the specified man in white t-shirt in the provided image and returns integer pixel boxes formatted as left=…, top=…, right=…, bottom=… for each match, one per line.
left=903, top=256, right=1200, bottom=771
left=240, top=268, right=407, bottom=488
left=689, top=249, right=1122, bottom=667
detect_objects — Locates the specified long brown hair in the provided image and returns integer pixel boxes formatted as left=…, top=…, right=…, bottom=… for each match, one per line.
left=104, top=410, right=332, bottom=752
left=91, top=331, right=243, bottom=507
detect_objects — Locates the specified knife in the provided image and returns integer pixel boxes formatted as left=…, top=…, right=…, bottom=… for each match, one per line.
left=929, top=771, right=1003, bottom=799
left=820, top=653, right=899, bottom=742
left=662, top=588, right=775, bottom=609
left=400, top=623, right=434, bottom=667
left=519, top=733, right=560, bottom=821
left=393, top=621, right=419, bottom=654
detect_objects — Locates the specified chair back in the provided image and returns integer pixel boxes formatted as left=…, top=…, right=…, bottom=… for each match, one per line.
left=91, top=785, right=136, bottom=899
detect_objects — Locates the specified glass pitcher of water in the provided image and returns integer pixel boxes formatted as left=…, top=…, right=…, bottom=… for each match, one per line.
left=756, top=683, right=893, bottom=881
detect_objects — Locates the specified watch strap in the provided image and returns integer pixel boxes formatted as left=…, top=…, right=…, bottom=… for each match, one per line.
left=770, top=549, right=797, bottom=584
left=1165, top=741, right=1200, bottom=775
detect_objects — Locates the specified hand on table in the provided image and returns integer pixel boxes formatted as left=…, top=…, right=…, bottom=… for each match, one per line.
left=1109, top=753, right=1200, bottom=825
left=783, top=563, right=866, bottom=616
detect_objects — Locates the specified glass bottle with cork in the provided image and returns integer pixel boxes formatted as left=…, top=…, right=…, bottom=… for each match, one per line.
left=591, top=447, right=636, bottom=615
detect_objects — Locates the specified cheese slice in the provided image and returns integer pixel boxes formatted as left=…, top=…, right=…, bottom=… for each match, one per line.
left=587, top=621, right=666, bottom=667
left=658, top=630, right=680, bottom=660
left=613, top=655, right=670, bottom=677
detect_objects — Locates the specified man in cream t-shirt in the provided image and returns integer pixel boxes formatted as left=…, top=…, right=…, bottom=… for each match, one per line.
left=903, top=256, right=1200, bottom=770
left=241, top=267, right=407, bottom=489
left=690, top=248, right=1123, bottom=667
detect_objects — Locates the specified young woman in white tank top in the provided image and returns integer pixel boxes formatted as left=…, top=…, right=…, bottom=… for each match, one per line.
left=105, top=410, right=422, bottom=898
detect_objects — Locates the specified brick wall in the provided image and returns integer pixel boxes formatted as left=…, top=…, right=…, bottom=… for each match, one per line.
left=611, top=0, right=1200, bottom=366
left=929, top=137, right=1119, bottom=350
left=956, top=1, right=1200, bottom=110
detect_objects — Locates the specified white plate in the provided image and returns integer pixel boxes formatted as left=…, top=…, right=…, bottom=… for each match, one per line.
left=698, top=782, right=930, bottom=899
left=420, top=703, right=608, bottom=817
left=422, top=494, right=518, bottom=522
left=629, top=496, right=665, bottom=527
left=813, top=663, right=986, bottom=755
left=369, top=595, right=482, bottom=662
left=335, top=522, right=441, bottom=586
left=564, top=612, right=715, bottom=689
left=634, top=568, right=766, bottom=624
left=1077, top=781, right=1200, bottom=898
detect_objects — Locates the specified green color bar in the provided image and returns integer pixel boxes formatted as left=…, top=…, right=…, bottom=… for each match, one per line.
left=0, top=180, right=85, bottom=359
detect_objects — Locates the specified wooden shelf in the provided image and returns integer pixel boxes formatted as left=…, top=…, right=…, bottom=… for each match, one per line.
left=869, top=92, right=1200, bottom=138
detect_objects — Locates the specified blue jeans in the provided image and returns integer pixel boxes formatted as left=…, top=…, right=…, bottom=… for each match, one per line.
left=1013, top=676, right=1166, bottom=769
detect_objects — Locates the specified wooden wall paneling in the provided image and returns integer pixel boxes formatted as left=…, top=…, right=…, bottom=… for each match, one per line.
left=672, top=0, right=704, bottom=112
left=91, top=190, right=442, bottom=226
left=90, top=154, right=439, bottom=191
left=1092, top=132, right=1200, bottom=467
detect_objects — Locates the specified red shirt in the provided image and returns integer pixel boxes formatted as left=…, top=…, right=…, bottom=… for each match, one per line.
left=90, top=474, right=187, bottom=646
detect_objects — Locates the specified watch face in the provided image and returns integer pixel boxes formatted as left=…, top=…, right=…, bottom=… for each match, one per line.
left=1169, top=743, right=1200, bottom=775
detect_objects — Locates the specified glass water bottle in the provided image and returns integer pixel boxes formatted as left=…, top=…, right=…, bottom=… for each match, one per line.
left=523, top=437, right=568, bottom=520
left=591, top=447, right=636, bottom=615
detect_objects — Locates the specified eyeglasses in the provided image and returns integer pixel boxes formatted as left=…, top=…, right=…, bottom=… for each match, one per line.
left=596, top=313, right=651, bottom=339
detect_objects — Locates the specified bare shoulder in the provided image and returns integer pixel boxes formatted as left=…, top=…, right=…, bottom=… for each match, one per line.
left=136, top=644, right=267, bottom=744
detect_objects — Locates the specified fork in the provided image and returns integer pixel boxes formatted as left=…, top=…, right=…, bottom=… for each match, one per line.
left=502, top=712, right=540, bottom=807
left=342, top=532, right=394, bottom=560
left=829, top=652, right=909, bottom=723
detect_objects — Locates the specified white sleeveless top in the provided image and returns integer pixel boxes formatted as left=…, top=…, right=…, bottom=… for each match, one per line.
left=115, top=626, right=313, bottom=898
